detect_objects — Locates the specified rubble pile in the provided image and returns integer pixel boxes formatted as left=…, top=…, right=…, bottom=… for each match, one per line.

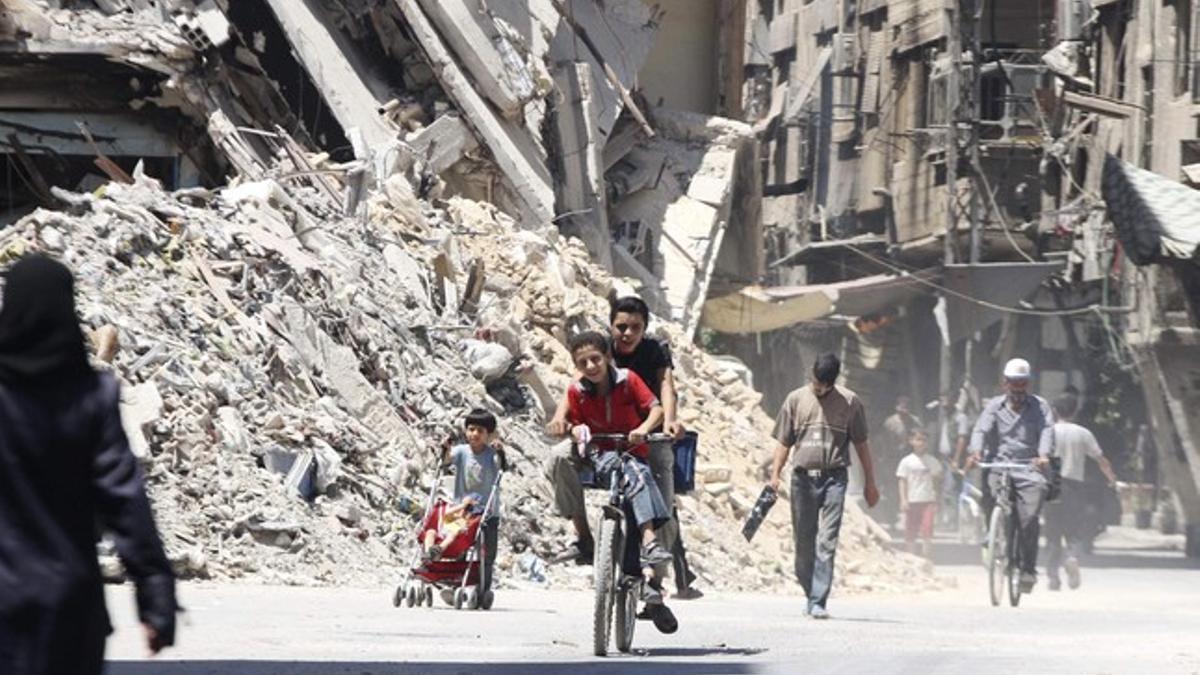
left=1, top=0, right=941, bottom=595
left=1, top=163, right=940, bottom=594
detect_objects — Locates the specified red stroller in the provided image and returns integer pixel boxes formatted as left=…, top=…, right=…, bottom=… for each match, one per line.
left=392, top=462, right=503, bottom=611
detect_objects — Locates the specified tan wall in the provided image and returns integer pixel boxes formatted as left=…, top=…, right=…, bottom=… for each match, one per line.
left=639, top=0, right=720, bottom=114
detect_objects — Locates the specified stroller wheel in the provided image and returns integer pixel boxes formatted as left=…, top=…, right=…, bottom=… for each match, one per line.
left=405, top=583, right=417, bottom=608
left=392, top=584, right=404, bottom=608
left=466, top=587, right=479, bottom=610
left=424, top=585, right=434, bottom=607
left=454, top=588, right=466, bottom=610
left=480, top=589, right=495, bottom=611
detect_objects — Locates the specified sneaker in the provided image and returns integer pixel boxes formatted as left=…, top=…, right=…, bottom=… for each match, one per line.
left=1048, top=577, right=1062, bottom=591
left=640, top=541, right=673, bottom=567
left=557, top=538, right=593, bottom=565
left=674, top=586, right=704, bottom=600
left=1065, top=557, right=1081, bottom=590
left=648, top=602, right=679, bottom=634
left=809, top=606, right=830, bottom=620
left=1019, top=572, right=1037, bottom=593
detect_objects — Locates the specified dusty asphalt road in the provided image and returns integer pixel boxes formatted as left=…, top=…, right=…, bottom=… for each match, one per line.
left=105, top=531, right=1200, bottom=675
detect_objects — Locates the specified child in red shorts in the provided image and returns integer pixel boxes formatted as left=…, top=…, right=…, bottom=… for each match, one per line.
left=896, top=428, right=942, bottom=558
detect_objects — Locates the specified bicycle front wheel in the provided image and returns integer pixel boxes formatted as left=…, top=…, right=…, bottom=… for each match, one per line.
left=1007, top=514, right=1022, bottom=607
left=986, top=507, right=1005, bottom=607
left=592, top=516, right=619, bottom=656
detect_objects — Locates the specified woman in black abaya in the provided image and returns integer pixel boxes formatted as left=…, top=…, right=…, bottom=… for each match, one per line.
left=0, top=255, right=176, bottom=675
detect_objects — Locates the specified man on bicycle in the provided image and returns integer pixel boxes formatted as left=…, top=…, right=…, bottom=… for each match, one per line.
left=967, top=358, right=1055, bottom=593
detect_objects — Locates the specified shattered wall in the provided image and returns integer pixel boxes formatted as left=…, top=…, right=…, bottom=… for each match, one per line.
left=0, top=0, right=947, bottom=586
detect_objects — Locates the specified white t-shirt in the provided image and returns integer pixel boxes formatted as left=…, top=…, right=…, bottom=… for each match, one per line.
left=1053, top=422, right=1103, bottom=482
left=896, top=453, right=943, bottom=504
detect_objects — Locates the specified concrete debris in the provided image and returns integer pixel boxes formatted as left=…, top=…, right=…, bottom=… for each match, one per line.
left=119, top=382, right=163, bottom=460
left=460, top=339, right=515, bottom=384
left=0, top=0, right=940, bottom=597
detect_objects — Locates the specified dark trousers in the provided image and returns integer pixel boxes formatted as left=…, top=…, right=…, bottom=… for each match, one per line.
left=481, top=516, right=499, bottom=593
left=0, top=592, right=108, bottom=675
left=987, top=469, right=1047, bottom=575
left=790, top=467, right=848, bottom=611
left=670, top=507, right=696, bottom=592
left=1044, top=479, right=1085, bottom=580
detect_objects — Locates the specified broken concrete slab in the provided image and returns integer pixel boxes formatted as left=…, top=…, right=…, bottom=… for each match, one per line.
left=554, top=61, right=612, bottom=270
left=120, top=381, right=163, bottom=459
left=547, top=0, right=659, bottom=138
left=405, top=114, right=479, bottom=175
left=383, top=244, right=429, bottom=308
left=262, top=0, right=397, bottom=149
left=215, top=406, right=249, bottom=454
left=277, top=303, right=413, bottom=447
left=395, top=0, right=555, bottom=227
left=414, top=0, right=536, bottom=119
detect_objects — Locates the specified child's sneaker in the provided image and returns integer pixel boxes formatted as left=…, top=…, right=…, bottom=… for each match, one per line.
left=640, top=541, right=673, bottom=567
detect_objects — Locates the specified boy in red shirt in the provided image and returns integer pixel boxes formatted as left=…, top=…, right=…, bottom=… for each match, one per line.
left=546, top=331, right=674, bottom=576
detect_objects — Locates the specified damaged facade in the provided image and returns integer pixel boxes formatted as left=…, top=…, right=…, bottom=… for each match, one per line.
left=0, top=0, right=949, bottom=591
left=726, top=0, right=1200, bottom=555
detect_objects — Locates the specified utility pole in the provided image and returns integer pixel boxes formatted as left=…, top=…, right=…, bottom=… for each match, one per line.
left=964, top=0, right=983, bottom=387
left=940, top=0, right=962, bottom=400
left=942, top=0, right=983, bottom=416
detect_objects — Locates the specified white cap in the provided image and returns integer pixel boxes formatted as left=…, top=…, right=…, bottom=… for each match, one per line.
left=1003, top=358, right=1032, bottom=380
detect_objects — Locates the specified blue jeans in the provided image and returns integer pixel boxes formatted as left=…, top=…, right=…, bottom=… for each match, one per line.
left=790, top=467, right=848, bottom=611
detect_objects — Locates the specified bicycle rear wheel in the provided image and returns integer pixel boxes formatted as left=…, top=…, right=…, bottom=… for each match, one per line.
left=592, top=516, right=619, bottom=656
left=986, top=507, right=1005, bottom=607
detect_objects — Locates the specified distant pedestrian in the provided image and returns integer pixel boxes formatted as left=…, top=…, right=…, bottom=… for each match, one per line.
left=896, top=428, right=942, bottom=559
left=1045, top=395, right=1117, bottom=591
left=769, top=353, right=880, bottom=619
left=936, top=391, right=972, bottom=527
left=878, top=395, right=921, bottom=529
left=0, top=255, right=177, bottom=675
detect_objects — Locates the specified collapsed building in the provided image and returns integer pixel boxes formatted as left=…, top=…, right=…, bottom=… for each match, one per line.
left=0, top=0, right=945, bottom=592
left=726, top=0, right=1200, bottom=556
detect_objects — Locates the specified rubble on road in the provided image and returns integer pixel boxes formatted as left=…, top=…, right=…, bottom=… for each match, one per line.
left=1, top=162, right=941, bottom=594
left=1, top=0, right=942, bottom=596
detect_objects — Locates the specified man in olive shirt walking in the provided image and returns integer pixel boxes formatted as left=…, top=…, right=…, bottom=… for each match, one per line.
left=769, top=353, right=881, bottom=619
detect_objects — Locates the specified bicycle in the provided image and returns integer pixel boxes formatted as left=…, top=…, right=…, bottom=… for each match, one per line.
left=578, top=431, right=672, bottom=657
left=978, top=460, right=1039, bottom=607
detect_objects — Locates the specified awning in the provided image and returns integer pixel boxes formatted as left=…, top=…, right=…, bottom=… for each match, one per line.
left=768, top=235, right=888, bottom=268
left=1101, top=154, right=1200, bottom=266
left=701, top=270, right=937, bottom=334
left=935, top=262, right=1064, bottom=344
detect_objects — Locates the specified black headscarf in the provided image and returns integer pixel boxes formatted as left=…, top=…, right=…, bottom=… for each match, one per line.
left=0, top=254, right=92, bottom=386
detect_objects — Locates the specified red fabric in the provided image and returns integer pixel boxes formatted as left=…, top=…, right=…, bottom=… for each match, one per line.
left=566, top=368, right=659, bottom=458
left=904, top=502, right=936, bottom=542
left=419, top=500, right=480, bottom=560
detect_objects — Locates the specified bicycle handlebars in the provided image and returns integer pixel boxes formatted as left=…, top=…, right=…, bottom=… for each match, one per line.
left=586, top=432, right=674, bottom=443
left=977, top=460, right=1041, bottom=471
